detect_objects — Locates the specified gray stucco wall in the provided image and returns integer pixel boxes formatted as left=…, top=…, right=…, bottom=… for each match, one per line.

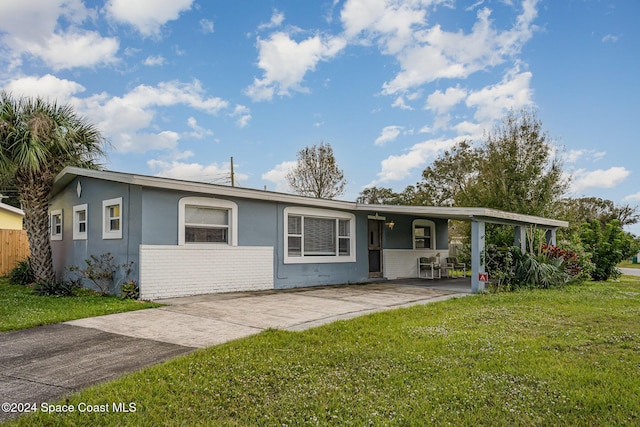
left=381, top=215, right=449, bottom=250
left=49, top=176, right=141, bottom=289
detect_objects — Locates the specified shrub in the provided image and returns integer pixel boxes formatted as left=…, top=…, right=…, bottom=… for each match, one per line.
left=67, top=253, right=134, bottom=296
left=34, top=279, right=81, bottom=297
left=485, top=243, right=584, bottom=292
left=120, top=280, right=139, bottom=300
left=8, top=257, right=34, bottom=286
left=580, top=219, right=639, bottom=281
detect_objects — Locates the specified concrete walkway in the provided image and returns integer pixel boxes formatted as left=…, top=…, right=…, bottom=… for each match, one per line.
left=0, top=281, right=467, bottom=421
left=620, top=267, right=640, bottom=277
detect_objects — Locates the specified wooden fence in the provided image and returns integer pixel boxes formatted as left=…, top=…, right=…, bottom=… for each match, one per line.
left=0, top=229, right=30, bottom=276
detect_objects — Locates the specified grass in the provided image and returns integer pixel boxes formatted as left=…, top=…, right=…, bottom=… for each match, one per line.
left=619, top=260, right=640, bottom=269
left=6, top=277, right=640, bottom=426
left=0, top=277, right=160, bottom=332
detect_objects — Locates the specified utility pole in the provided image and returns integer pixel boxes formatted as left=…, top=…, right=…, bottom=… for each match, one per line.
left=230, top=156, right=235, bottom=187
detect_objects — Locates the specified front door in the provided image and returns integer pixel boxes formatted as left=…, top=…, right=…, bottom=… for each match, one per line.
left=368, top=219, right=383, bottom=278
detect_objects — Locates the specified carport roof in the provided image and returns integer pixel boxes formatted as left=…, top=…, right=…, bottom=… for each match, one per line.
left=53, top=167, right=568, bottom=229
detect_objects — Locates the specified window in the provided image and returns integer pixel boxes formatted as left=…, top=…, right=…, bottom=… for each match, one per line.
left=284, top=207, right=356, bottom=264
left=73, top=204, right=88, bottom=240
left=413, top=219, right=436, bottom=250
left=102, top=197, right=122, bottom=239
left=50, top=209, right=63, bottom=240
left=178, top=197, right=238, bottom=245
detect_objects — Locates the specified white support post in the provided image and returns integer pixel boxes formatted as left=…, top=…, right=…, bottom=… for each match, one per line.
left=471, top=220, right=486, bottom=293
left=546, top=228, right=557, bottom=246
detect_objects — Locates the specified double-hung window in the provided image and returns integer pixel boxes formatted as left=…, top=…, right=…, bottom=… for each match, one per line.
left=184, top=205, right=229, bottom=243
left=73, top=204, right=88, bottom=240
left=178, top=197, right=238, bottom=245
left=284, top=207, right=355, bottom=264
left=50, top=209, right=63, bottom=240
left=102, top=197, right=122, bottom=239
left=413, top=219, right=436, bottom=250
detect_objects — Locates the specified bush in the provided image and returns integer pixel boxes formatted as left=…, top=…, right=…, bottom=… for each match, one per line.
left=485, top=243, right=585, bottom=292
left=67, top=253, right=134, bottom=296
left=120, top=280, right=139, bottom=300
left=580, top=219, right=639, bottom=281
left=8, top=257, right=35, bottom=286
left=34, top=279, right=81, bottom=297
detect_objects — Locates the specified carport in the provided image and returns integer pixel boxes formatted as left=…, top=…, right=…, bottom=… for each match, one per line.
left=355, top=205, right=569, bottom=293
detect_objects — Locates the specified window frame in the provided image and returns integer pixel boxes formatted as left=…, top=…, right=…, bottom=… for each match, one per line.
left=73, top=204, right=88, bottom=240
left=178, top=197, right=238, bottom=246
left=412, top=219, right=436, bottom=250
left=102, top=197, right=123, bottom=240
left=284, top=207, right=356, bottom=264
left=50, top=209, right=63, bottom=241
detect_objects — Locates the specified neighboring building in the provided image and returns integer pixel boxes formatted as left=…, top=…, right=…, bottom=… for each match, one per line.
left=0, top=201, right=24, bottom=230
left=49, top=167, right=568, bottom=299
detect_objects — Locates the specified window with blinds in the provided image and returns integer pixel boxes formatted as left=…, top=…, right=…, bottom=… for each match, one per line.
left=284, top=207, right=355, bottom=263
left=184, top=205, right=229, bottom=243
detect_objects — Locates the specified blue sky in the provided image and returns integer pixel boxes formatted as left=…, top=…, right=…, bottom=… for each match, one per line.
left=1, top=1, right=638, bottom=231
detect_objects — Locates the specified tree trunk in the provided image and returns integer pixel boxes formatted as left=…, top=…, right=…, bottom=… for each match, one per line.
left=17, top=172, right=56, bottom=283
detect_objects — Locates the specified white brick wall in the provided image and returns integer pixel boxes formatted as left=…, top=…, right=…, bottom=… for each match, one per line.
left=383, top=249, right=449, bottom=279
left=139, top=245, right=274, bottom=299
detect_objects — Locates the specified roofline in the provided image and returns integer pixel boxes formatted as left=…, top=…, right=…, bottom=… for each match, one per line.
left=355, top=204, right=568, bottom=228
left=52, top=166, right=356, bottom=211
left=0, top=202, right=24, bottom=216
left=52, top=167, right=568, bottom=228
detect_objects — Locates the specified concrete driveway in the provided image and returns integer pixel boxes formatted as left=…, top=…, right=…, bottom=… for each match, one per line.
left=1, top=281, right=466, bottom=421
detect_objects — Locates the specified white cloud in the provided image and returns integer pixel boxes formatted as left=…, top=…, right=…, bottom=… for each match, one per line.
left=3, top=74, right=85, bottom=102
left=465, top=68, right=533, bottom=122
left=374, top=125, right=403, bottom=146
left=245, top=32, right=346, bottom=101
left=565, top=149, right=606, bottom=164
left=602, top=34, right=618, bottom=43
left=624, top=192, right=640, bottom=202
left=372, top=136, right=460, bottom=183
left=391, top=96, right=413, bottom=110
left=185, top=117, right=214, bottom=139
left=0, top=0, right=91, bottom=42
left=0, top=1, right=118, bottom=71
left=262, top=161, right=297, bottom=192
left=71, top=80, right=229, bottom=152
left=105, top=0, right=194, bottom=36
left=381, top=0, right=538, bottom=94
left=426, top=85, right=468, bottom=115
left=571, top=167, right=630, bottom=193
left=340, top=0, right=429, bottom=54
left=143, top=55, right=166, bottom=66
left=200, top=19, right=214, bottom=34
left=231, top=104, right=252, bottom=128
left=148, top=159, right=247, bottom=185
left=259, top=10, right=285, bottom=30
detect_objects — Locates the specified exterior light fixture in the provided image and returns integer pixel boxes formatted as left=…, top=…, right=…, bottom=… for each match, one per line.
left=386, top=220, right=395, bottom=230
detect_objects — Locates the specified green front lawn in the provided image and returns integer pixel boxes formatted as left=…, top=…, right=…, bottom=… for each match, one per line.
left=0, top=277, right=160, bottom=332
left=8, top=277, right=640, bottom=426
left=619, top=260, right=640, bottom=269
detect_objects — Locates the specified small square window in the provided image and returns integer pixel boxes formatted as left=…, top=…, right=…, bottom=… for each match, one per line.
left=102, top=197, right=123, bottom=239
left=73, top=204, right=88, bottom=240
left=50, top=209, right=63, bottom=241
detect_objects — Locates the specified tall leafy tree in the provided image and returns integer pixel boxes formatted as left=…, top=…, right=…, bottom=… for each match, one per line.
left=465, top=109, right=568, bottom=217
left=0, top=92, right=105, bottom=283
left=413, top=109, right=568, bottom=217
left=417, top=140, right=480, bottom=207
left=286, top=142, right=346, bottom=199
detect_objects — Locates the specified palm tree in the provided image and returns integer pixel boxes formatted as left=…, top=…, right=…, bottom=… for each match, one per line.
left=0, top=92, right=105, bottom=283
